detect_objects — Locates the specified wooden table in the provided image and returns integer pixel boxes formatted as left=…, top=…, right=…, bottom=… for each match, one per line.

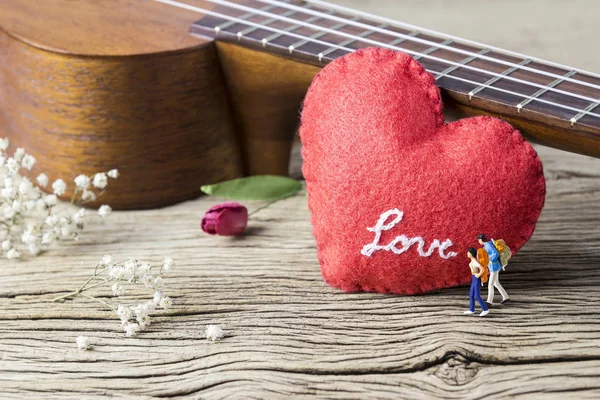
left=1, top=144, right=600, bottom=399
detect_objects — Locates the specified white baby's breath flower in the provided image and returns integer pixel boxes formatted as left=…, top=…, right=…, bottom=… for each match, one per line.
left=60, top=225, right=71, bottom=238
left=92, top=173, right=108, bottom=189
left=6, top=248, right=20, bottom=259
left=162, top=257, right=174, bottom=272
left=45, top=215, right=59, bottom=227
left=18, top=178, right=33, bottom=195
left=27, top=243, right=41, bottom=256
left=100, top=254, right=113, bottom=266
left=1, top=139, right=116, bottom=259
left=2, top=240, right=11, bottom=251
left=153, top=276, right=164, bottom=290
left=74, top=175, right=90, bottom=190
left=44, top=194, right=58, bottom=207
left=112, top=284, right=124, bottom=297
left=21, top=154, right=36, bottom=170
left=124, top=322, right=140, bottom=337
left=5, top=158, right=19, bottom=175
left=36, top=173, right=49, bottom=187
left=153, top=291, right=163, bottom=305
left=159, top=296, right=172, bottom=309
left=52, top=179, right=67, bottom=196
left=81, top=190, right=96, bottom=202
left=205, top=325, right=224, bottom=341
left=76, top=336, right=90, bottom=350
left=73, top=208, right=85, bottom=222
left=116, top=305, right=133, bottom=325
left=42, top=232, right=55, bottom=246
left=53, top=257, right=173, bottom=338
left=35, top=198, right=47, bottom=212
left=98, top=205, right=111, bottom=217
left=13, top=148, right=25, bottom=162
left=3, top=207, right=15, bottom=219
left=1, top=187, right=15, bottom=200
left=107, top=169, right=119, bottom=179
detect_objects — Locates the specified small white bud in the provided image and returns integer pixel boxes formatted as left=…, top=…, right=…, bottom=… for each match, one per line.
left=76, top=336, right=90, bottom=350
left=13, top=148, right=25, bottom=162
left=205, top=325, right=224, bottom=341
left=6, top=248, right=20, bottom=259
left=52, top=179, right=67, bottom=196
left=98, top=205, right=112, bottom=217
left=74, top=175, right=90, bottom=190
left=21, top=154, right=36, bottom=170
left=36, top=173, right=49, bottom=187
left=92, top=173, right=108, bottom=189
left=44, top=194, right=58, bottom=207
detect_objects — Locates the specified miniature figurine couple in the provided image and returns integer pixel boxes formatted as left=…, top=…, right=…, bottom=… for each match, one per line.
left=464, top=234, right=510, bottom=317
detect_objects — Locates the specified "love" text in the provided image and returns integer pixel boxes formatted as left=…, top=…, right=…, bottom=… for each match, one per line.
left=361, top=209, right=457, bottom=259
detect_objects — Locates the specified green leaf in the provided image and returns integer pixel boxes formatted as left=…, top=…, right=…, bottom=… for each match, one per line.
left=201, top=175, right=302, bottom=201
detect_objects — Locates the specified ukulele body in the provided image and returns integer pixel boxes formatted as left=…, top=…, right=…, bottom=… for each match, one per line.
left=0, top=0, right=313, bottom=209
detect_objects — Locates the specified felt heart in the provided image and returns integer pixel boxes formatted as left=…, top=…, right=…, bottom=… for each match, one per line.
left=300, top=48, right=546, bottom=295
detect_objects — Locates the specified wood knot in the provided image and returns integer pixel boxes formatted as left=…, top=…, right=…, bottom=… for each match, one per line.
left=431, top=354, right=480, bottom=386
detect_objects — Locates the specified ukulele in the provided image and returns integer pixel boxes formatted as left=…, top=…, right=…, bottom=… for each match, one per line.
left=1, top=0, right=598, bottom=209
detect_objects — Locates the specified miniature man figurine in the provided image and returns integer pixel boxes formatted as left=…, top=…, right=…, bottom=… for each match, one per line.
left=478, top=234, right=510, bottom=306
left=464, top=247, right=490, bottom=317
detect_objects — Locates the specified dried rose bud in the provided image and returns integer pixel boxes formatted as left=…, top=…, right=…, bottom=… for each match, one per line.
left=201, top=202, right=248, bottom=236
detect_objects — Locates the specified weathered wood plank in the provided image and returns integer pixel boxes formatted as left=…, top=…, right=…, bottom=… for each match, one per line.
left=1, top=144, right=600, bottom=398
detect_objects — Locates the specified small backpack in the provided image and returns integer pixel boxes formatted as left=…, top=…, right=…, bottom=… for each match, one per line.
left=492, top=239, right=512, bottom=268
left=477, top=248, right=490, bottom=284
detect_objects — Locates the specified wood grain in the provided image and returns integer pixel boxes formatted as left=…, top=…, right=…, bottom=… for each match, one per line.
left=1, top=145, right=600, bottom=398
left=0, top=0, right=207, bottom=55
left=216, top=42, right=320, bottom=175
left=0, top=22, right=244, bottom=210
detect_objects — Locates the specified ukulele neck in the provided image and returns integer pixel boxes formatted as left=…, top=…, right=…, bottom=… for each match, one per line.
left=175, top=0, right=600, bottom=157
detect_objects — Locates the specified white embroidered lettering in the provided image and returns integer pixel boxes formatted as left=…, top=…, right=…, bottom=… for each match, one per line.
left=361, top=209, right=458, bottom=259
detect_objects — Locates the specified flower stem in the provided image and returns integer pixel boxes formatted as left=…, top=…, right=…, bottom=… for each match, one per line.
left=80, top=293, right=116, bottom=312
left=51, top=271, right=108, bottom=302
left=248, top=199, right=281, bottom=217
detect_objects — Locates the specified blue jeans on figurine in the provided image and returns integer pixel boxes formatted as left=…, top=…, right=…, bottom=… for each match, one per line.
left=469, top=275, right=488, bottom=313
left=465, top=247, right=490, bottom=317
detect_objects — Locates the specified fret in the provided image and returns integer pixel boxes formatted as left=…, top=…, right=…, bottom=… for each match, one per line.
left=468, top=58, right=532, bottom=100
left=435, top=49, right=491, bottom=80
left=289, top=16, right=360, bottom=54
left=570, top=102, right=600, bottom=127
left=214, top=3, right=279, bottom=33
left=317, top=23, right=398, bottom=62
left=516, top=70, right=578, bottom=113
left=260, top=9, right=333, bottom=47
left=387, top=31, right=419, bottom=47
left=413, top=39, right=453, bottom=61
left=236, top=7, right=300, bottom=40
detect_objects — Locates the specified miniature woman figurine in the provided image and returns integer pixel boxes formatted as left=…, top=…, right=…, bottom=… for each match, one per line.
left=464, top=247, right=490, bottom=317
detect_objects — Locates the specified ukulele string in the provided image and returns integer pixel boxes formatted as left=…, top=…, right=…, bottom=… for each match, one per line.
left=262, top=0, right=600, bottom=89
left=304, top=0, right=600, bottom=82
left=152, top=0, right=600, bottom=120
left=197, top=0, right=600, bottom=105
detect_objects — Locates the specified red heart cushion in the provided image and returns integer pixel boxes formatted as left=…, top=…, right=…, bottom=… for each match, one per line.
left=300, top=48, right=546, bottom=295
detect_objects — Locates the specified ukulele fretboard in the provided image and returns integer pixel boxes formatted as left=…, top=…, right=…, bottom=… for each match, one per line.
left=157, top=0, right=600, bottom=139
